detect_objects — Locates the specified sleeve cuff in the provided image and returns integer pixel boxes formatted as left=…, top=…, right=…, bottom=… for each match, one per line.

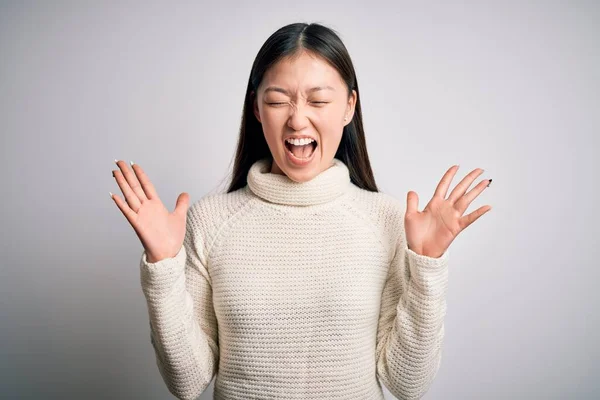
left=139, top=245, right=187, bottom=296
left=405, top=244, right=449, bottom=296
left=405, top=245, right=449, bottom=270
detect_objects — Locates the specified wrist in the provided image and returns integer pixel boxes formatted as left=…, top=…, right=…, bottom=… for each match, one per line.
left=146, top=252, right=170, bottom=264
left=408, top=244, right=444, bottom=258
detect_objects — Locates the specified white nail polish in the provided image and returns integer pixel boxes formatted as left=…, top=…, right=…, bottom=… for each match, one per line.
left=109, top=191, right=113, bottom=198
left=114, top=159, right=118, bottom=164
left=130, top=161, right=135, bottom=166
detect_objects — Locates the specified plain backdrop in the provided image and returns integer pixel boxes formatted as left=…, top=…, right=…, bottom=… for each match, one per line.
left=1, top=1, right=598, bottom=399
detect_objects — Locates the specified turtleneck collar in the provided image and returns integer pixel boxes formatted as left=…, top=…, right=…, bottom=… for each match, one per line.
left=246, top=157, right=352, bottom=206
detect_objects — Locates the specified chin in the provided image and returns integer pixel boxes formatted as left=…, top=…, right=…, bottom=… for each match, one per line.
left=277, top=152, right=322, bottom=182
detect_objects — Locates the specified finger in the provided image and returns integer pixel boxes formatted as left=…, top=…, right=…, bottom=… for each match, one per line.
left=447, top=168, right=485, bottom=204
left=458, top=205, right=492, bottom=231
left=110, top=191, right=138, bottom=226
left=433, top=165, right=460, bottom=199
left=455, top=178, right=492, bottom=215
left=406, top=190, right=419, bottom=215
left=113, top=167, right=142, bottom=212
left=174, top=192, right=190, bottom=217
left=115, top=160, right=148, bottom=204
left=131, top=163, right=160, bottom=200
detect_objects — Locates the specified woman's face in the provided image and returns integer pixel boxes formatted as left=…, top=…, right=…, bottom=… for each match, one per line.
left=253, top=51, right=356, bottom=182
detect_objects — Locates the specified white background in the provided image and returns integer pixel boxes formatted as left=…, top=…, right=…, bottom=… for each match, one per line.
left=1, top=1, right=598, bottom=398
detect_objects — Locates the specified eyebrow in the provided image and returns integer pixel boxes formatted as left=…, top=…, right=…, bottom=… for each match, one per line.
left=263, top=85, right=336, bottom=95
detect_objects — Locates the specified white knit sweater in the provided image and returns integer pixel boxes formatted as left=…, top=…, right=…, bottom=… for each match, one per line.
left=139, top=157, right=450, bottom=400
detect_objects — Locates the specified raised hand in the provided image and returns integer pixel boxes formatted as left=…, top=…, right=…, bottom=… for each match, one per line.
left=404, top=165, right=492, bottom=258
left=110, top=160, right=190, bottom=263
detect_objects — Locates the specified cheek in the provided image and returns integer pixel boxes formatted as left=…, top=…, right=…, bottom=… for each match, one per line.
left=262, top=129, right=280, bottom=148
left=259, top=119, right=285, bottom=153
left=315, top=125, right=344, bottom=153
left=261, top=109, right=287, bottom=130
left=258, top=109, right=279, bottom=130
left=320, top=130, right=343, bottom=146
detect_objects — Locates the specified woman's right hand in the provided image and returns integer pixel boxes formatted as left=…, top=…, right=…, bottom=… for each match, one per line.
left=110, top=160, right=190, bottom=263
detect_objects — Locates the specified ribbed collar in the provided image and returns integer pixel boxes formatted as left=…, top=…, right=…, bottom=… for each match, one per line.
left=246, top=157, right=351, bottom=206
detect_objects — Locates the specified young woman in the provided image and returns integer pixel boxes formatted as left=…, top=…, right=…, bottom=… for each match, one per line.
left=111, top=22, right=492, bottom=400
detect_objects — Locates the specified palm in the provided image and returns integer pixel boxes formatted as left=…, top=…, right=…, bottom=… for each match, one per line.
left=404, top=165, right=492, bottom=258
left=133, top=198, right=186, bottom=262
left=110, top=160, right=190, bottom=263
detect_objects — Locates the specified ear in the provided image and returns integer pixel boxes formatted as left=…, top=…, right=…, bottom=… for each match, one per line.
left=344, top=89, right=357, bottom=125
left=251, top=91, right=261, bottom=123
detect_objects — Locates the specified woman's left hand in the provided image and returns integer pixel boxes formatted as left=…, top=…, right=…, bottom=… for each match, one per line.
left=404, top=165, right=492, bottom=258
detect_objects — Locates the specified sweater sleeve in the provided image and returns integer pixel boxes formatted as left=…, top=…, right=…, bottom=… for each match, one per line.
left=139, top=207, right=219, bottom=400
left=375, top=233, right=449, bottom=400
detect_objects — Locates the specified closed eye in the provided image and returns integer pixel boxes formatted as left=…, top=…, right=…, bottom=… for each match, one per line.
left=267, top=102, right=330, bottom=106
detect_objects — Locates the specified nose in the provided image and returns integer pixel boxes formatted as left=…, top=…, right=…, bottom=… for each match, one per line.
left=287, top=102, right=310, bottom=131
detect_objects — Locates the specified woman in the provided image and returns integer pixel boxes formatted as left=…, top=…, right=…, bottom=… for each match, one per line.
left=111, top=22, right=492, bottom=400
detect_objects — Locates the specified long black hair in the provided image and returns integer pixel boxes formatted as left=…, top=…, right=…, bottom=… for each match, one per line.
left=224, top=22, right=378, bottom=193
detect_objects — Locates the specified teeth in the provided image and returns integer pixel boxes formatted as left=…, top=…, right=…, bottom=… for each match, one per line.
left=286, top=138, right=315, bottom=146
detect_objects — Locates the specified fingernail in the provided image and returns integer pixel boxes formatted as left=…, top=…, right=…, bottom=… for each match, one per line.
left=130, top=161, right=135, bottom=166
left=109, top=191, right=113, bottom=198
left=114, top=159, right=119, bottom=164
left=487, top=178, right=493, bottom=187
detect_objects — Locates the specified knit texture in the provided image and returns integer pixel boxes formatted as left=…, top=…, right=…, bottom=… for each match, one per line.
left=139, top=157, right=450, bottom=400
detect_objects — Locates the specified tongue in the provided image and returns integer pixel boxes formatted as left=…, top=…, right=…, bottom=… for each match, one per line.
left=290, top=143, right=314, bottom=158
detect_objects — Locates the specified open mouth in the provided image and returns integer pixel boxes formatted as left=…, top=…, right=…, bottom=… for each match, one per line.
left=284, top=139, right=318, bottom=159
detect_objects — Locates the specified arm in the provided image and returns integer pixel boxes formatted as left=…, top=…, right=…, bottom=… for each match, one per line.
left=139, top=207, right=219, bottom=400
left=376, top=236, right=449, bottom=400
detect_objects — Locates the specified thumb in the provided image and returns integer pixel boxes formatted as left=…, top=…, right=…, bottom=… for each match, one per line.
left=174, top=192, right=190, bottom=217
left=406, top=190, right=419, bottom=215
